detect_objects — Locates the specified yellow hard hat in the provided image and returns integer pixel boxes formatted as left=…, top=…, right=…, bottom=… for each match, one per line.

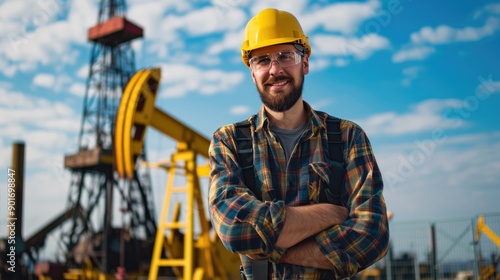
left=241, top=8, right=311, bottom=67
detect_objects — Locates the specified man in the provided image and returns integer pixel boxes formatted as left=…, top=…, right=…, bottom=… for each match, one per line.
left=209, top=8, right=389, bottom=279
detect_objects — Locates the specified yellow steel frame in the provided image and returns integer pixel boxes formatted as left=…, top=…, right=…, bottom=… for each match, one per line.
left=476, top=215, right=500, bottom=249
left=476, top=215, right=500, bottom=280
left=114, top=68, right=239, bottom=280
left=62, top=259, right=112, bottom=280
left=115, top=68, right=211, bottom=179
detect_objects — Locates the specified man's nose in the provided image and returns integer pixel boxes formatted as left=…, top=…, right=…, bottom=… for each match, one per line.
left=268, top=60, right=283, bottom=74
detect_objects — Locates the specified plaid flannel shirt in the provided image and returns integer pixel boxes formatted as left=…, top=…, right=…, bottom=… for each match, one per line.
left=209, top=102, right=389, bottom=279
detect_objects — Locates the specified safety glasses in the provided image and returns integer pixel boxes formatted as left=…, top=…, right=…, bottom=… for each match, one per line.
left=249, top=51, right=304, bottom=72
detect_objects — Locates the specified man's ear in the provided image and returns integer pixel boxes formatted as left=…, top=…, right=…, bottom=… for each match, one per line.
left=251, top=69, right=257, bottom=84
left=303, top=55, right=309, bottom=75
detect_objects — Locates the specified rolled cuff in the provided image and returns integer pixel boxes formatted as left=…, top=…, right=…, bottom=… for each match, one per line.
left=315, top=229, right=359, bottom=278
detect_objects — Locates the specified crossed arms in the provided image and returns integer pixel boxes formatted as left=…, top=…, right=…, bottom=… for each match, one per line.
left=248, top=204, right=348, bottom=269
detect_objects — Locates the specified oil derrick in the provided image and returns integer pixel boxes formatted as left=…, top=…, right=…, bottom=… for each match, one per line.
left=59, top=0, right=156, bottom=275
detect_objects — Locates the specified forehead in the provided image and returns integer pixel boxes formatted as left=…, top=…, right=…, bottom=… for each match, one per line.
left=250, top=44, right=296, bottom=57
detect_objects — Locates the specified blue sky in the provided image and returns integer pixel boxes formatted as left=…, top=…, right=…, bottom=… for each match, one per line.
left=1, top=0, right=500, bottom=241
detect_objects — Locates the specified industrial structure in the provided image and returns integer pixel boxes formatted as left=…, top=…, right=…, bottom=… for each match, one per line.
left=2, top=0, right=157, bottom=278
left=1, top=0, right=241, bottom=278
left=476, top=215, right=500, bottom=280
left=1, top=0, right=499, bottom=279
left=114, top=67, right=240, bottom=279
left=56, top=0, right=158, bottom=276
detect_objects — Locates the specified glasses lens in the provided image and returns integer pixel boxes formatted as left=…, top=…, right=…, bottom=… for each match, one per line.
left=250, top=54, right=271, bottom=71
left=250, top=51, right=301, bottom=71
left=278, top=52, right=299, bottom=67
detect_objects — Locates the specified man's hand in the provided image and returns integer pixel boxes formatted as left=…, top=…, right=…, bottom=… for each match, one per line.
left=279, top=237, right=334, bottom=270
left=276, top=204, right=348, bottom=248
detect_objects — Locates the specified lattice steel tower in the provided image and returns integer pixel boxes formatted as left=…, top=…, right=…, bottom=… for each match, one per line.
left=61, top=0, right=156, bottom=274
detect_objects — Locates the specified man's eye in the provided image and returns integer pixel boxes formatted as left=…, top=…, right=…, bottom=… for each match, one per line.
left=279, top=52, right=294, bottom=60
left=256, top=57, right=271, bottom=64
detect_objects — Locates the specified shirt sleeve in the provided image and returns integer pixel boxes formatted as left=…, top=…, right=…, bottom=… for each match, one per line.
left=208, top=125, right=287, bottom=258
left=315, top=121, right=390, bottom=278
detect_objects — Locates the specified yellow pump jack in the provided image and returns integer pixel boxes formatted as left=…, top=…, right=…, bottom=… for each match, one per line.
left=476, top=215, right=500, bottom=280
left=114, top=68, right=240, bottom=280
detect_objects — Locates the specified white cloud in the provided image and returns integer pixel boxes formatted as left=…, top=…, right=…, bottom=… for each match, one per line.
left=0, top=90, right=31, bottom=108
left=0, top=88, right=78, bottom=133
left=401, top=66, right=422, bottom=87
left=393, top=3, right=500, bottom=64
left=0, top=58, right=17, bottom=77
left=33, top=73, right=56, bottom=88
left=359, top=99, right=465, bottom=136
left=411, top=17, right=500, bottom=45
left=0, top=92, right=78, bottom=241
left=309, top=99, right=332, bottom=110
left=301, top=0, right=381, bottom=35
left=32, top=72, right=74, bottom=93
left=402, top=66, right=421, bottom=77
left=474, top=3, right=500, bottom=19
left=65, top=1, right=97, bottom=43
left=76, top=64, right=89, bottom=79
left=128, top=1, right=187, bottom=42
left=4, top=22, right=71, bottom=63
left=0, top=0, right=96, bottom=75
left=0, top=0, right=63, bottom=28
left=207, top=30, right=243, bottom=56
left=146, top=42, right=170, bottom=59
left=69, top=83, right=86, bottom=97
left=309, top=57, right=333, bottom=71
left=477, top=75, right=500, bottom=96
left=485, top=3, right=500, bottom=15
left=333, top=58, right=349, bottom=68
left=250, top=0, right=308, bottom=19
left=0, top=80, right=13, bottom=89
left=130, top=3, right=246, bottom=59
left=0, top=158, right=73, bottom=238
left=129, top=0, right=191, bottom=12
left=392, top=45, right=435, bottom=63
left=21, top=170, right=72, bottom=237
left=159, top=64, right=245, bottom=98
left=202, top=70, right=245, bottom=95
left=0, top=1, right=31, bottom=21
left=312, top=33, right=390, bottom=60
left=229, top=105, right=251, bottom=115
left=160, top=6, right=246, bottom=38
left=379, top=132, right=500, bottom=220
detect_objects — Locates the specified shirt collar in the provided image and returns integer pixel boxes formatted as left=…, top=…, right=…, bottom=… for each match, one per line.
left=253, top=101, right=327, bottom=134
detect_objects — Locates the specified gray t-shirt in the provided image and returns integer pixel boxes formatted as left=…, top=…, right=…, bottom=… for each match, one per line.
left=270, top=121, right=307, bottom=162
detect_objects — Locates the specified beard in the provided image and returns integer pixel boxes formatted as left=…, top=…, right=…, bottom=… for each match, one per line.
left=256, top=74, right=304, bottom=112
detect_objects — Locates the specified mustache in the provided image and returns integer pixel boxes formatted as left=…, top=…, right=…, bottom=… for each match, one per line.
left=265, top=76, right=291, bottom=84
